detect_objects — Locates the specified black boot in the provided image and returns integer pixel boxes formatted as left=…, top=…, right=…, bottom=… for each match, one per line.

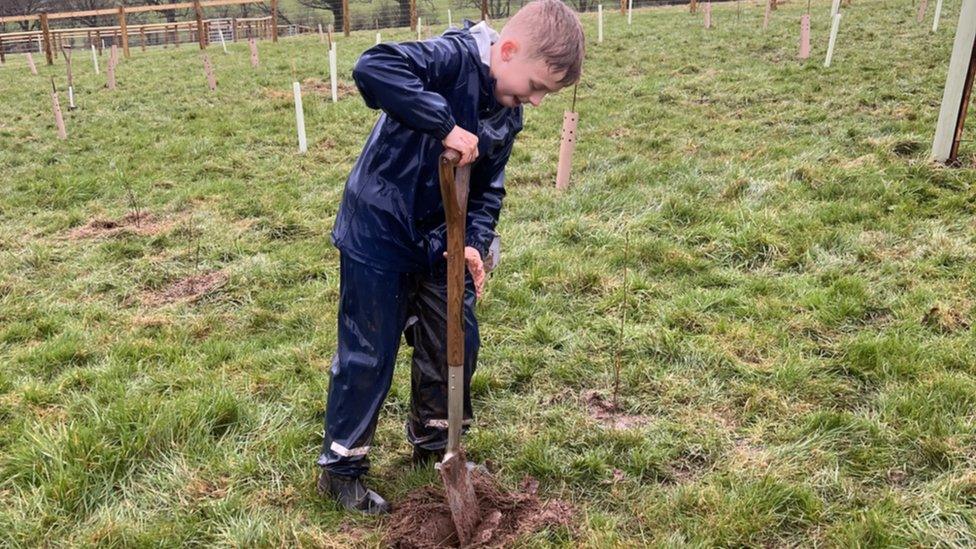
left=317, top=469, right=391, bottom=515
left=411, top=445, right=445, bottom=467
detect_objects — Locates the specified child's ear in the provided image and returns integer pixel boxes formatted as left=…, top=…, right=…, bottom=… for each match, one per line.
left=500, top=39, right=519, bottom=62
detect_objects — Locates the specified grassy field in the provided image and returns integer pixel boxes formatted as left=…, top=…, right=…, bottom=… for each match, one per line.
left=2, top=0, right=975, bottom=546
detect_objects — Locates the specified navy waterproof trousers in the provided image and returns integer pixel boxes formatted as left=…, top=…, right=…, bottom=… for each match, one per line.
left=317, top=254, right=479, bottom=477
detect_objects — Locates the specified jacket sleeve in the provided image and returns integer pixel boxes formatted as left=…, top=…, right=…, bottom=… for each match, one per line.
left=464, top=139, right=513, bottom=260
left=352, top=38, right=460, bottom=140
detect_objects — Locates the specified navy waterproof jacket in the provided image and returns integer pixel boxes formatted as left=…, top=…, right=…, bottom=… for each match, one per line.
left=332, top=21, right=524, bottom=274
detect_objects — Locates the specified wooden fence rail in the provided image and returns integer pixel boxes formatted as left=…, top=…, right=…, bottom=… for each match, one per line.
left=0, top=17, right=290, bottom=57
left=0, top=0, right=272, bottom=64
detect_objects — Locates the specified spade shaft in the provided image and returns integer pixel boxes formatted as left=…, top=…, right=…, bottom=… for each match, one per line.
left=437, top=148, right=480, bottom=545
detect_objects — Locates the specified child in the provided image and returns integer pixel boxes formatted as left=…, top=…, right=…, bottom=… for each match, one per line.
left=316, top=0, right=585, bottom=515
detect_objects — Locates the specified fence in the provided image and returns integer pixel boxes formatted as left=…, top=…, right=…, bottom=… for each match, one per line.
left=0, top=0, right=700, bottom=64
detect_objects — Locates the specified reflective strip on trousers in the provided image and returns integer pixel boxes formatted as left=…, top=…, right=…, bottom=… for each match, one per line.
left=330, top=441, right=371, bottom=457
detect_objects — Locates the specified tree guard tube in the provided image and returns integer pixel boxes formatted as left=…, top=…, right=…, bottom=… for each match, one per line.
left=556, top=110, right=579, bottom=191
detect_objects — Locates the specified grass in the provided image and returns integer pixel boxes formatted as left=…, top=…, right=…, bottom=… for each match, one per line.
left=1, top=0, right=975, bottom=546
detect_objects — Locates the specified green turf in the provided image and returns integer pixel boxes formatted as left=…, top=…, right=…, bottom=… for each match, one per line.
left=1, top=0, right=975, bottom=546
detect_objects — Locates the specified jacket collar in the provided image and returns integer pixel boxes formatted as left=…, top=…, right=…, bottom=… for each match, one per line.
left=447, top=20, right=506, bottom=116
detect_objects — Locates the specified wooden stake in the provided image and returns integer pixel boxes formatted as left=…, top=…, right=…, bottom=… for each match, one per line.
left=410, top=0, right=417, bottom=31
left=763, top=0, right=772, bottom=30
left=293, top=81, right=307, bottom=153
left=51, top=78, right=67, bottom=140
left=318, top=23, right=325, bottom=43
left=612, top=230, right=628, bottom=412
left=0, top=38, right=6, bottom=65
left=824, top=13, right=841, bottom=67
left=917, top=0, right=928, bottom=23
left=704, top=1, right=712, bottom=28
left=342, top=0, right=350, bottom=36
left=61, top=46, right=75, bottom=109
left=249, top=37, right=259, bottom=68
left=26, top=52, right=38, bottom=75
left=106, top=51, right=116, bottom=90
left=202, top=53, right=217, bottom=91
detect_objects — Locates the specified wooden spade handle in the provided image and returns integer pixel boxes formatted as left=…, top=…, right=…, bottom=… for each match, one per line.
left=438, top=149, right=471, bottom=456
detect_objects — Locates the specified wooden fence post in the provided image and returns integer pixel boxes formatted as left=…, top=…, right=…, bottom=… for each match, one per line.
left=118, top=7, right=130, bottom=58
left=271, top=0, right=279, bottom=42
left=140, top=27, right=147, bottom=51
left=193, top=0, right=206, bottom=49
left=0, top=38, right=5, bottom=65
left=40, top=12, right=54, bottom=65
left=410, top=0, right=417, bottom=31
left=342, top=0, right=350, bottom=36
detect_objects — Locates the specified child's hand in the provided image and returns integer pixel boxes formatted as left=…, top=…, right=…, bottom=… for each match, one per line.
left=442, top=126, right=479, bottom=166
left=464, top=246, right=486, bottom=299
left=443, top=246, right=487, bottom=299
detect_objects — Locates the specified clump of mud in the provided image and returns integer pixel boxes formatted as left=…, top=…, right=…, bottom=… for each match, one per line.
left=386, top=474, right=574, bottom=548
left=922, top=304, right=971, bottom=334
left=265, top=79, right=358, bottom=101
left=303, top=77, right=359, bottom=99
left=140, top=270, right=228, bottom=306
left=582, top=389, right=651, bottom=430
left=66, top=211, right=172, bottom=240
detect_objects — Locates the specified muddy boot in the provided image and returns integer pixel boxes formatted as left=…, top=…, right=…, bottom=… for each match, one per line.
left=413, top=446, right=489, bottom=474
left=317, top=469, right=391, bottom=515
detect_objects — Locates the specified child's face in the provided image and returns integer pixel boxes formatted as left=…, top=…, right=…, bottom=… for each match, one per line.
left=490, top=38, right=567, bottom=109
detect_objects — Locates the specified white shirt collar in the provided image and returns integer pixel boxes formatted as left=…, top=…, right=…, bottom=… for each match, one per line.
left=468, top=21, right=498, bottom=67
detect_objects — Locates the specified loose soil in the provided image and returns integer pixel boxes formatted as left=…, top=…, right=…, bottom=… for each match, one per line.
left=386, top=473, right=574, bottom=548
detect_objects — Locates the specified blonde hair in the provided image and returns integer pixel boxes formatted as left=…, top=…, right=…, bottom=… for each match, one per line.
left=502, top=0, right=585, bottom=86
